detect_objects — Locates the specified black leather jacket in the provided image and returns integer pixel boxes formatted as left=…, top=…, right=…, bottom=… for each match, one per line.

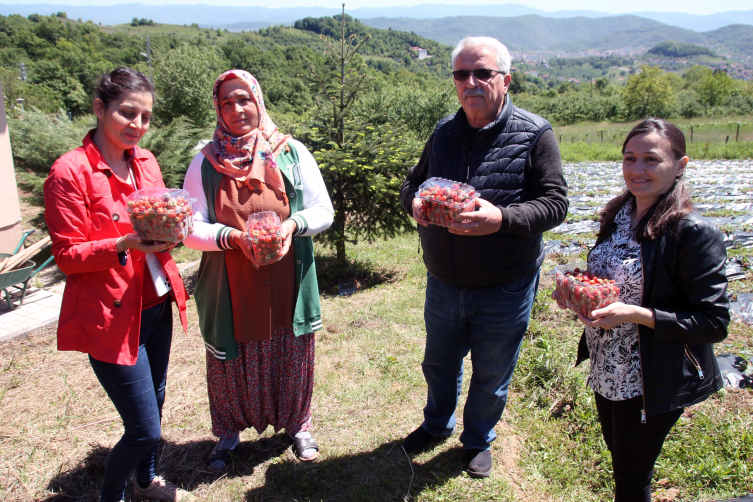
left=576, top=214, right=729, bottom=418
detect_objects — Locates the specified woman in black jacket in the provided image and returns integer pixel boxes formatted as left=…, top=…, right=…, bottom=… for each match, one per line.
left=554, top=118, right=729, bottom=502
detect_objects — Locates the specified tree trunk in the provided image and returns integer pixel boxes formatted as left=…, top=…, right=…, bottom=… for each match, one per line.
left=333, top=171, right=347, bottom=269
left=335, top=237, right=346, bottom=270
left=333, top=203, right=347, bottom=269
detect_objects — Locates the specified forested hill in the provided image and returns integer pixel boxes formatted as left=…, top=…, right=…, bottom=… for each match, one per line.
left=292, top=15, right=452, bottom=65
left=360, top=15, right=753, bottom=56
left=0, top=12, right=454, bottom=118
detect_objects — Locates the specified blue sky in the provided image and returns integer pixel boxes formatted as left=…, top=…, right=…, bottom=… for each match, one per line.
left=1, top=0, right=750, bottom=15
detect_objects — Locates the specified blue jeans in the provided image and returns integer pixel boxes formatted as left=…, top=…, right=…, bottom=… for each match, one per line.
left=89, top=298, right=173, bottom=502
left=421, top=271, right=539, bottom=450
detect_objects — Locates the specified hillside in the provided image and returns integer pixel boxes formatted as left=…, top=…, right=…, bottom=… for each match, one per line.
left=705, top=24, right=753, bottom=56
left=646, top=41, right=717, bottom=58
left=553, top=25, right=707, bottom=52
left=1, top=4, right=752, bottom=33
left=360, top=14, right=665, bottom=50
left=360, top=15, right=753, bottom=56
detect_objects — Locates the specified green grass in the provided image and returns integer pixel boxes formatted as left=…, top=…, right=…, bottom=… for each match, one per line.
left=687, top=141, right=753, bottom=160
left=718, top=223, right=753, bottom=234
left=104, top=23, right=246, bottom=39
left=509, top=285, right=753, bottom=502
left=554, top=115, right=753, bottom=161
left=559, top=140, right=753, bottom=162
left=1, top=231, right=751, bottom=501
left=563, top=213, right=599, bottom=223
left=700, top=209, right=750, bottom=218
left=559, top=142, right=623, bottom=162
left=170, top=242, right=202, bottom=264
left=554, top=116, right=753, bottom=144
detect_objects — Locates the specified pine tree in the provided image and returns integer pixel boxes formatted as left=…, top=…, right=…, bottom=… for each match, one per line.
left=303, top=5, right=419, bottom=269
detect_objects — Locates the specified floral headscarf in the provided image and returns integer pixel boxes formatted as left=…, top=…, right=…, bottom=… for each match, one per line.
left=200, top=70, right=291, bottom=197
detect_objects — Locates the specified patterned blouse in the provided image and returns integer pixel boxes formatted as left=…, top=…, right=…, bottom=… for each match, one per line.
left=586, top=203, right=644, bottom=401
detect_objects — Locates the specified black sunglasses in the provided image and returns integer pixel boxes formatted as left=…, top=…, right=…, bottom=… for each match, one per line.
left=452, top=68, right=505, bottom=81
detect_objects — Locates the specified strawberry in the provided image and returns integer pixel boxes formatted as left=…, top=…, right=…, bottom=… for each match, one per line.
left=246, top=211, right=284, bottom=265
left=554, top=265, right=622, bottom=320
left=416, top=177, right=477, bottom=228
left=127, top=188, right=194, bottom=243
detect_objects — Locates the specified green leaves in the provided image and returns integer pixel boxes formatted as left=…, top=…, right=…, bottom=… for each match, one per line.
left=139, top=117, right=212, bottom=188
left=622, top=65, right=676, bottom=119
left=151, top=45, right=229, bottom=127
left=299, top=9, right=420, bottom=267
left=9, top=108, right=92, bottom=202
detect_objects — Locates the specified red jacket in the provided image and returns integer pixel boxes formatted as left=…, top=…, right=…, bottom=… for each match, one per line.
left=44, top=132, right=188, bottom=365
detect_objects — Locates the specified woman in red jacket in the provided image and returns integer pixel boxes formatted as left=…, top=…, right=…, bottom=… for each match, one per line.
left=44, top=68, right=191, bottom=502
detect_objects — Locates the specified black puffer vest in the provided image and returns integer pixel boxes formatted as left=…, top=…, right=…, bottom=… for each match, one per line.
left=420, top=95, right=552, bottom=287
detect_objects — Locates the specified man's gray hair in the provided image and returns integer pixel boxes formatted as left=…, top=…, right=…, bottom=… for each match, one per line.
left=451, top=37, right=511, bottom=74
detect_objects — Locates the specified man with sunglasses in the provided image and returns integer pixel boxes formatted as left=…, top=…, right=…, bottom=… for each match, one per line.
left=399, top=36, right=568, bottom=478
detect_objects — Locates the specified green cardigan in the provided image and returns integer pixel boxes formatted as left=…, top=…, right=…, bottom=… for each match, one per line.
left=194, top=145, right=323, bottom=361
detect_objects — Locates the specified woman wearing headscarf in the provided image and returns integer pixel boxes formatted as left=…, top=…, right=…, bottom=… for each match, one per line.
left=182, top=70, right=333, bottom=468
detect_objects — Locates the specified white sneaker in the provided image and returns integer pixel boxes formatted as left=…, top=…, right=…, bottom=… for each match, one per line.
left=132, top=475, right=192, bottom=501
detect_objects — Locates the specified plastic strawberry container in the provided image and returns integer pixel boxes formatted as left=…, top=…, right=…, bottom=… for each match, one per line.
left=126, top=188, right=194, bottom=243
left=415, top=177, right=477, bottom=228
left=247, top=211, right=284, bottom=265
left=554, top=262, right=623, bottom=319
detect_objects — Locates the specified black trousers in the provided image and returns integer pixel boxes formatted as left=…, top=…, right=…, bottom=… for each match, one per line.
left=594, top=392, right=683, bottom=502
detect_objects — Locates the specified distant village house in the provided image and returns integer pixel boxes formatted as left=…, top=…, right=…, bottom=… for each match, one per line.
left=409, top=46, right=431, bottom=60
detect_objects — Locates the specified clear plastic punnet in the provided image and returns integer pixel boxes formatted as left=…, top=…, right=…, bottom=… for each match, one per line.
left=126, top=188, right=194, bottom=243
left=415, top=177, right=477, bottom=228
left=554, top=262, right=623, bottom=319
left=246, top=211, right=284, bottom=265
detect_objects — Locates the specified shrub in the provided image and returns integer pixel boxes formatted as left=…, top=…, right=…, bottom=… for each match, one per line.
left=622, top=66, right=676, bottom=119
left=515, top=93, right=624, bottom=125
left=9, top=109, right=92, bottom=200
left=152, top=45, right=229, bottom=127
left=677, top=90, right=705, bottom=119
left=375, top=81, right=457, bottom=141
left=139, top=117, right=212, bottom=189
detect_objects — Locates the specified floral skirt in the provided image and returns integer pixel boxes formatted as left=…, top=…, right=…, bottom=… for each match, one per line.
left=206, top=328, right=315, bottom=439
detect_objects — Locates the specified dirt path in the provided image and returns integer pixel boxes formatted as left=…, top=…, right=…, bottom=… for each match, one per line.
left=495, top=419, right=560, bottom=502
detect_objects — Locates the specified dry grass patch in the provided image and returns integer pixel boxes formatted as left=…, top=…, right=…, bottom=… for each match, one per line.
left=2, top=230, right=751, bottom=501
left=0, top=233, right=524, bottom=501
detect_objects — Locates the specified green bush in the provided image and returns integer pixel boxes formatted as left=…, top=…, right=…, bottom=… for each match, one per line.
left=677, top=89, right=706, bottom=119
left=515, top=93, right=624, bottom=125
left=9, top=108, right=92, bottom=199
left=152, top=45, right=229, bottom=127
left=139, top=117, right=212, bottom=189
left=622, top=66, right=676, bottom=119
left=0, top=67, right=63, bottom=114
left=371, top=81, right=457, bottom=141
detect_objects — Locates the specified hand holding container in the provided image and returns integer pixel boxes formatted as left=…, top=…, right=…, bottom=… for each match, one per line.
left=416, top=177, right=477, bottom=228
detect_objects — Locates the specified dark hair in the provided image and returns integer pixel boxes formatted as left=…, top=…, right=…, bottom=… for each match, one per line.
left=596, top=118, right=693, bottom=243
left=94, top=67, right=154, bottom=109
